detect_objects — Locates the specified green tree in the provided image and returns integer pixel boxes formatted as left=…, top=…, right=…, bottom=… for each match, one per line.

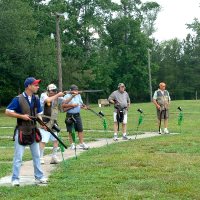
left=0, top=0, right=37, bottom=104
left=53, top=0, right=116, bottom=91
left=181, top=32, right=200, bottom=99
left=101, top=0, right=157, bottom=101
left=141, top=1, right=161, bottom=37
left=152, top=39, right=183, bottom=99
left=0, top=0, right=59, bottom=105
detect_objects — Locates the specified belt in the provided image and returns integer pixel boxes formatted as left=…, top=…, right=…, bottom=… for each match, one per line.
left=67, top=113, right=80, bottom=117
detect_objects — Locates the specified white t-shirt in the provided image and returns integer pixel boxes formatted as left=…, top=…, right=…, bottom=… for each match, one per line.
left=40, top=92, right=63, bottom=112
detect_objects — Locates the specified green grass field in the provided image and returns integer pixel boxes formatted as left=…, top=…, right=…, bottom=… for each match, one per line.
left=0, top=100, right=200, bottom=199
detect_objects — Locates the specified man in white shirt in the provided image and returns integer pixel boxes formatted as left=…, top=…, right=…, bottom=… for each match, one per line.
left=39, top=84, right=64, bottom=164
left=153, top=82, right=171, bottom=134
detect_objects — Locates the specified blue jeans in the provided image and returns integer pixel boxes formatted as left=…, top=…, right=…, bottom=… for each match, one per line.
left=12, top=131, right=44, bottom=181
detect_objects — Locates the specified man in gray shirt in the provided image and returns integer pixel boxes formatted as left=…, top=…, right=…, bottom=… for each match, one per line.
left=108, top=83, right=130, bottom=141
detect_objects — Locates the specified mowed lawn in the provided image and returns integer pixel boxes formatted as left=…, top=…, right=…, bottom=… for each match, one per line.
left=0, top=100, right=200, bottom=199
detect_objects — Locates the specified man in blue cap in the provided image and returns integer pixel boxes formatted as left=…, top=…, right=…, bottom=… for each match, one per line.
left=5, top=77, right=47, bottom=186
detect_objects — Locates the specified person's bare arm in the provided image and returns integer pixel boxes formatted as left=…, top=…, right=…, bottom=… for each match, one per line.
left=127, top=102, right=130, bottom=110
left=109, top=99, right=115, bottom=104
left=108, top=92, right=116, bottom=104
left=5, top=110, right=31, bottom=121
left=153, top=99, right=160, bottom=110
left=127, top=94, right=131, bottom=109
left=62, top=92, right=78, bottom=104
left=62, top=103, right=78, bottom=112
left=62, top=92, right=79, bottom=111
left=45, top=92, right=64, bottom=103
left=37, top=113, right=47, bottom=130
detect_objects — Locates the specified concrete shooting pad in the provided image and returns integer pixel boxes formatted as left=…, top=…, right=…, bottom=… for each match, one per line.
left=0, top=132, right=178, bottom=187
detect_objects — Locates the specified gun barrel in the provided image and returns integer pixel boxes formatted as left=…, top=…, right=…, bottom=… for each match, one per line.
left=63, top=90, right=103, bottom=94
left=87, top=108, right=104, bottom=119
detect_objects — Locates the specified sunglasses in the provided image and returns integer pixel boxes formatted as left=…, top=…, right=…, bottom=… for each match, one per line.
left=49, top=89, right=57, bottom=93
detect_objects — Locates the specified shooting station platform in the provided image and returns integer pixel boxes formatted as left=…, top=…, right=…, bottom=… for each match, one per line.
left=0, top=132, right=178, bottom=187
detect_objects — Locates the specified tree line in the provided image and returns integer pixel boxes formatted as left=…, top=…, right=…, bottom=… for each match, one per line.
left=0, top=0, right=199, bottom=106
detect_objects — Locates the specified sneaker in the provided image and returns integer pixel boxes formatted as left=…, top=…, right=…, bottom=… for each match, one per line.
left=159, top=129, right=162, bottom=134
left=122, top=135, right=130, bottom=140
left=113, top=135, right=118, bottom=141
left=70, top=143, right=75, bottom=150
left=164, top=128, right=169, bottom=134
left=35, top=177, right=48, bottom=184
left=78, top=143, right=89, bottom=150
left=50, top=156, right=60, bottom=164
left=12, top=179, right=20, bottom=186
left=40, top=157, right=45, bottom=164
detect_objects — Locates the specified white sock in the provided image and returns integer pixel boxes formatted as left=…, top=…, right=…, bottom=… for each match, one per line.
left=52, top=147, right=58, bottom=157
left=123, top=133, right=127, bottom=136
left=114, top=133, right=118, bottom=136
left=40, top=149, right=44, bottom=158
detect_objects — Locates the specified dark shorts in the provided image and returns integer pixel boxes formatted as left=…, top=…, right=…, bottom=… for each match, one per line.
left=157, top=109, right=169, bottom=119
left=66, top=113, right=83, bottom=133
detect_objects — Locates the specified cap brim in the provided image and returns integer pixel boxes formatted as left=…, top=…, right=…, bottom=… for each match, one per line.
left=32, top=79, right=41, bottom=85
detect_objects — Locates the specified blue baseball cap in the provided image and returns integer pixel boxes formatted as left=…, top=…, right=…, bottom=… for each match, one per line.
left=24, top=77, right=41, bottom=88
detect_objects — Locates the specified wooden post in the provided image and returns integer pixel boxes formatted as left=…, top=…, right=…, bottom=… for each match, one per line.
left=55, top=13, right=62, bottom=91
left=148, top=49, right=152, bottom=102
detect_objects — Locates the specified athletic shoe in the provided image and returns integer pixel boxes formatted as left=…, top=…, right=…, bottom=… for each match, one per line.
left=35, top=177, right=48, bottom=184
left=122, top=135, right=129, bottom=140
left=70, top=143, right=75, bottom=150
left=50, top=156, right=60, bottom=164
left=113, top=135, right=118, bottom=141
left=164, top=128, right=169, bottom=134
left=159, top=129, right=162, bottom=134
left=12, top=179, right=20, bottom=186
left=78, top=143, right=89, bottom=150
left=40, top=157, right=45, bottom=164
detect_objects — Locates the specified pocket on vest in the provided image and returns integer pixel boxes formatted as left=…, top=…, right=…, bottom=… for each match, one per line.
left=18, top=129, right=34, bottom=146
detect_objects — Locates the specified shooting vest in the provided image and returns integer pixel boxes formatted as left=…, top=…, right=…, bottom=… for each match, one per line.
left=156, top=90, right=170, bottom=109
left=42, top=99, right=59, bottom=129
left=17, top=94, right=37, bottom=134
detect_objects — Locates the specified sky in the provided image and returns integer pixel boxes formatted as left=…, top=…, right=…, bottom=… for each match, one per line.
left=112, top=0, right=200, bottom=41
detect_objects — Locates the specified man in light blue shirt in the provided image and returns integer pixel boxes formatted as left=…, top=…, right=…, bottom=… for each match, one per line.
left=62, top=84, right=89, bottom=150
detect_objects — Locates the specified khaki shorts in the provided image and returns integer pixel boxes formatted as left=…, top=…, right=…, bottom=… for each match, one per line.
left=157, top=109, right=169, bottom=119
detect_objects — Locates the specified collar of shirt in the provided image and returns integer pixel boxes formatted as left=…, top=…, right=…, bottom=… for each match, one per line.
left=158, top=89, right=165, bottom=94
left=23, top=92, right=32, bottom=103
